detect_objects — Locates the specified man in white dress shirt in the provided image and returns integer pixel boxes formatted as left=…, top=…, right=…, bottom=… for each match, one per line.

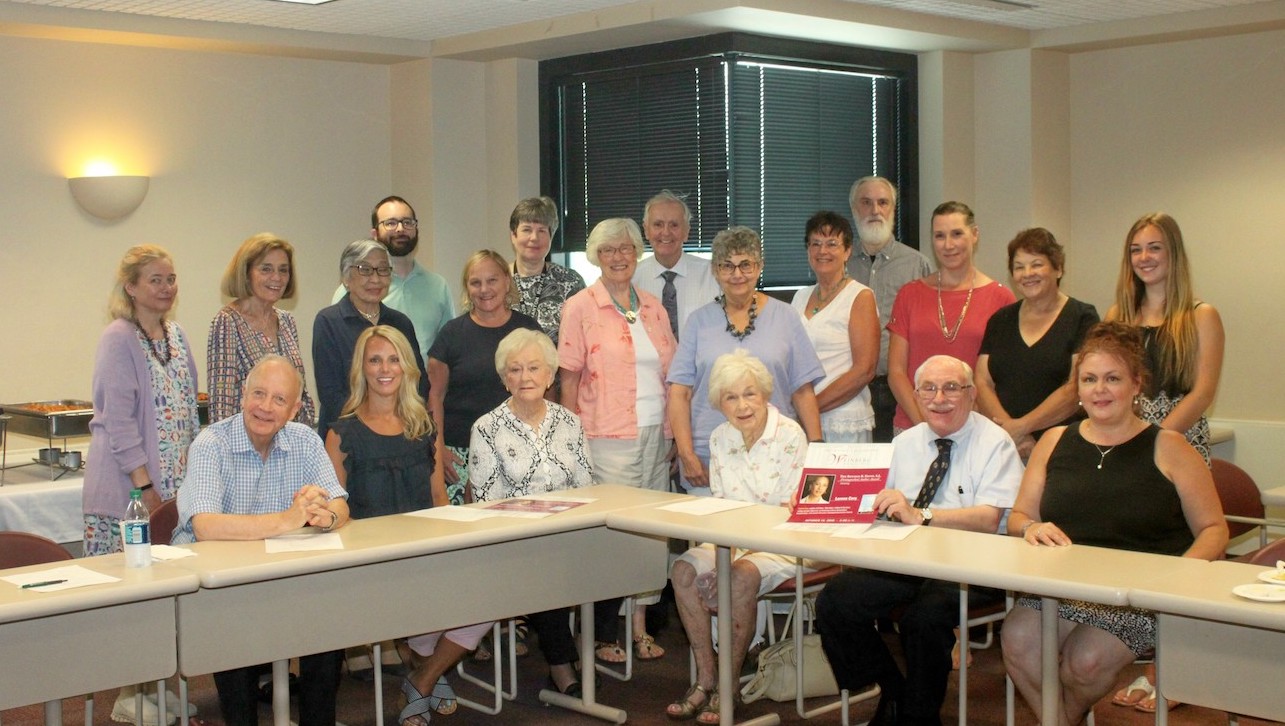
left=815, top=355, right=1021, bottom=726
left=632, top=190, right=722, bottom=341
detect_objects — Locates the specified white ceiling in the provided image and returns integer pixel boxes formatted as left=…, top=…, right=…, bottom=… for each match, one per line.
left=2, top=0, right=1277, bottom=42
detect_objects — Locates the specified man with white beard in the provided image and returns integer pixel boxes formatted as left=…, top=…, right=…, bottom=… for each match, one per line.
left=846, top=176, right=933, bottom=442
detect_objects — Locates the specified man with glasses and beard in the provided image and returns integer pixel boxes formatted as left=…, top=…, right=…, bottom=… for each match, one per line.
left=846, top=177, right=933, bottom=443
left=333, top=196, right=454, bottom=355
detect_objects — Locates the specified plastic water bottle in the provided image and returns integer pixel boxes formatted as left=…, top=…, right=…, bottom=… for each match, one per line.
left=122, top=488, right=151, bottom=569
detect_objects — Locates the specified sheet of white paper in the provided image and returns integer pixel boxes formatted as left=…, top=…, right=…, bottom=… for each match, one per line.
left=2, top=564, right=121, bottom=592
left=831, top=521, right=918, bottom=541
left=404, top=506, right=501, bottom=521
left=264, top=532, right=345, bottom=553
left=150, top=544, right=197, bottom=560
left=774, top=522, right=850, bottom=534
left=659, top=498, right=755, bottom=516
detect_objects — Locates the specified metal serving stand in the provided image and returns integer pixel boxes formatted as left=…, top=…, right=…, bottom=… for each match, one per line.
left=0, top=401, right=94, bottom=482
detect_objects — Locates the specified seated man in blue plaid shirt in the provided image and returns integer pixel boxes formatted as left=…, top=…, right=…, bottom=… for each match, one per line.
left=175, top=354, right=350, bottom=726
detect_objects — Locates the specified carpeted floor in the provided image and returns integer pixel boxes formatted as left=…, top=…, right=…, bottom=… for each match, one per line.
left=3, top=611, right=1278, bottom=725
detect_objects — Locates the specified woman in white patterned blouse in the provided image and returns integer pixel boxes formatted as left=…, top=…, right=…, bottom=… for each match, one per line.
left=468, top=327, right=592, bottom=698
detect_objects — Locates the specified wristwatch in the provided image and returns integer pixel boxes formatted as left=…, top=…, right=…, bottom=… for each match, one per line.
left=919, top=507, right=933, bottom=526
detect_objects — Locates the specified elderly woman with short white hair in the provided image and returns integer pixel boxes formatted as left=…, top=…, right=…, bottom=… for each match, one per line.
left=666, top=349, right=814, bottom=724
left=560, top=217, right=678, bottom=662
left=470, top=328, right=594, bottom=698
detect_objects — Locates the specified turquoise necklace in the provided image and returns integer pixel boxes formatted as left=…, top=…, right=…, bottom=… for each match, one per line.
left=612, top=285, right=639, bottom=324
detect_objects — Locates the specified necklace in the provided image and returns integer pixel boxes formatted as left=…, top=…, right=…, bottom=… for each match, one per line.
left=610, top=285, right=639, bottom=324
left=133, top=318, right=172, bottom=367
left=810, top=277, right=847, bottom=315
left=358, top=307, right=379, bottom=323
left=720, top=292, right=758, bottom=341
left=1091, top=441, right=1117, bottom=470
left=936, top=270, right=976, bottom=342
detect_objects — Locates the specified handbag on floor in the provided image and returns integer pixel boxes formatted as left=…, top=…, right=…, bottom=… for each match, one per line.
left=740, top=634, right=839, bottom=703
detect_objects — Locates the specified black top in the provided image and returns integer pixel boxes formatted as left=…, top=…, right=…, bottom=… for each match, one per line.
left=1041, top=422, right=1193, bottom=556
left=979, top=297, right=1098, bottom=436
left=312, top=296, right=428, bottom=441
left=427, top=310, right=542, bottom=448
left=331, top=416, right=433, bottom=519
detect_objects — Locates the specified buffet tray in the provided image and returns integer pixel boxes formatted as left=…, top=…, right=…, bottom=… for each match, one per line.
left=1, top=400, right=94, bottom=439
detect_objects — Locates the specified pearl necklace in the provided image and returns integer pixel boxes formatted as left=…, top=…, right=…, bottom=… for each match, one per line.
left=1091, top=442, right=1116, bottom=470
left=936, top=270, right=976, bottom=342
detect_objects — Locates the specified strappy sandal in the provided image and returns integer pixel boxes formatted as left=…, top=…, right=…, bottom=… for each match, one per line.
left=399, top=674, right=457, bottom=726
left=696, top=688, right=740, bottom=725
left=1112, top=675, right=1153, bottom=707
left=595, top=641, right=628, bottom=664
left=633, top=633, right=666, bottom=660
left=666, top=683, right=709, bottom=721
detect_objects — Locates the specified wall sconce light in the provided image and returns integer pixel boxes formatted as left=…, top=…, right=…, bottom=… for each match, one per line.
left=68, top=175, right=150, bottom=220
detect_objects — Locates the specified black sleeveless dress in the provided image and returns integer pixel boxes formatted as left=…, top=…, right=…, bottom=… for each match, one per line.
left=1015, top=423, right=1193, bottom=656
left=331, top=416, right=434, bottom=519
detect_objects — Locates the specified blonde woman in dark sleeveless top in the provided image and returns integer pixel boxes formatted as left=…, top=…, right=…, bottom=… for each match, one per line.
left=1106, top=212, right=1224, bottom=464
left=1000, top=322, right=1226, bottom=726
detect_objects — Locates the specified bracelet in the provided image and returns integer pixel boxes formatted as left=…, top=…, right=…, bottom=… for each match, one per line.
left=136, top=482, right=154, bottom=492
left=1020, top=520, right=1040, bottom=538
left=321, top=511, right=339, bottom=532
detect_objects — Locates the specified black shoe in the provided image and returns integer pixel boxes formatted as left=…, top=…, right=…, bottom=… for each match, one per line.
left=545, top=675, right=583, bottom=699
left=256, top=673, right=298, bottom=703
left=868, top=692, right=900, bottom=726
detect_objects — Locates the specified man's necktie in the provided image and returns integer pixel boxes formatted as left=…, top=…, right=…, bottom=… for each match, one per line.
left=661, top=270, right=679, bottom=340
left=912, top=438, right=953, bottom=508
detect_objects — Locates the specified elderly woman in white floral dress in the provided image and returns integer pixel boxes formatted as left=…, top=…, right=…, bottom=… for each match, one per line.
left=666, top=350, right=816, bottom=724
left=469, top=328, right=593, bottom=698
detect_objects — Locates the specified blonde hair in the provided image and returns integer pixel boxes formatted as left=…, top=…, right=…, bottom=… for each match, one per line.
left=108, top=245, right=174, bottom=320
left=1113, top=213, right=1198, bottom=391
left=460, top=249, right=520, bottom=312
left=707, top=349, right=773, bottom=406
left=220, top=232, right=297, bottom=300
left=339, top=326, right=433, bottom=441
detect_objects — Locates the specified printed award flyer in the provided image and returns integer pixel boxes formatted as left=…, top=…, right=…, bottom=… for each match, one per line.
left=788, top=443, right=893, bottom=524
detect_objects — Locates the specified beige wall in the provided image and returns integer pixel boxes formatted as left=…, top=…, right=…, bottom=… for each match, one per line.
left=1064, top=28, right=1284, bottom=422
left=0, top=35, right=390, bottom=445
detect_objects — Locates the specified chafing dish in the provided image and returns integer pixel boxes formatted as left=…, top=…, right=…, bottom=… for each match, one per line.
left=2, top=400, right=94, bottom=438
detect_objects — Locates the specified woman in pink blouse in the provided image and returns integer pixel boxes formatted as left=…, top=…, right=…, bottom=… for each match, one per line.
left=560, top=217, right=677, bottom=663
left=207, top=232, right=316, bottom=426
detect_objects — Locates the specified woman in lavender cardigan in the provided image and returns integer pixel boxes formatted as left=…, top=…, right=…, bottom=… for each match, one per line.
left=84, top=245, right=201, bottom=724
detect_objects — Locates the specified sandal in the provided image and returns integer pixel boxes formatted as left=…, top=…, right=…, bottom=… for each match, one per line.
left=513, top=619, right=530, bottom=657
left=633, top=633, right=666, bottom=660
left=399, top=674, right=457, bottom=726
left=1135, top=692, right=1183, bottom=714
left=696, top=689, right=738, bottom=725
left=1111, top=675, right=1153, bottom=707
left=666, top=683, right=709, bottom=721
left=595, top=641, right=628, bottom=664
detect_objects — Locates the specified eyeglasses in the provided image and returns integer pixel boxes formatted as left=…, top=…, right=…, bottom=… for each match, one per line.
left=807, top=239, right=844, bottom=251
left=378, top=218, right=418, bottom=230
left=716, top=259, right=759, bottom=275
left=916, top=382, right=973, bottom=400
left=597, top=245, right=636, bottom=260
left=353, top=264, right=393, bottom=278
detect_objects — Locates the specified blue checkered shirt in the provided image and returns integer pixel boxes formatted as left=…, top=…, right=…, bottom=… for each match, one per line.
left=172, top=414, right=346, bottom=545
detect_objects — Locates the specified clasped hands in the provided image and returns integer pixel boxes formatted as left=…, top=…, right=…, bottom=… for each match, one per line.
left=290, top=484, right=336, bottom=529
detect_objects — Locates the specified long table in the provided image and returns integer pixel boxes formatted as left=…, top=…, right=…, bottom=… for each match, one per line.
left=171, top=484, right=679, bottom=726
left=0, top=555, right=199, bottom=717
left=1131, top=559, right=1285, bottom=724
left=605, top=500, right=1210, bottom=726
left=0, top=466, right=85, bottom=544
